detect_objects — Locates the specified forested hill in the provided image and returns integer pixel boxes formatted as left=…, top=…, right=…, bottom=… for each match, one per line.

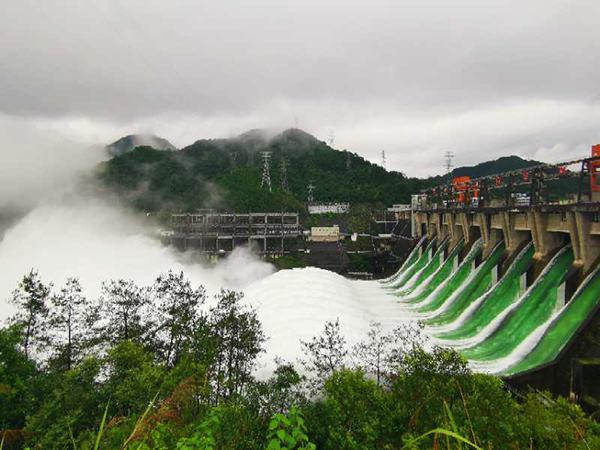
left=98, top=128, right=427, bottom=213
left=425, top=155, right=542, bottom=187
left=98, top=129, right=545, bottom=214
left=106, top=134, right=176, bottom=156
left=451, top=155, right=541, bottom=178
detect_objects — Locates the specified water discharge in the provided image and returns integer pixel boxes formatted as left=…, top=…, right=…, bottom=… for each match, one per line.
left=1, top=197, right=591, bottom=378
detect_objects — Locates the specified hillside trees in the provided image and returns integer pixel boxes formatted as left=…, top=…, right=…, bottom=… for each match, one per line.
left=9, top=270, right=51, bottom=358
left=209, top=290, right=266, bottom=402
left=3, top=268, right=600, bottom=448
left=153, top=271, right=206, bottom=367
left=98, top=129, right=429, bottom=214
left=48, top=277, right=95, bottom=370
left=99, top=279, right=151, bottom=346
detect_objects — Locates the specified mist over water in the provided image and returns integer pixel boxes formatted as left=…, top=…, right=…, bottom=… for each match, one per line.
left=0, top=197, right=275, bottom=321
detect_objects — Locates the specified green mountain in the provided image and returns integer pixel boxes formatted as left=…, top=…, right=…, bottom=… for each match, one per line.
left=97, top=128, right=427, bottom=214
left=106, top=134, right=176, bottom=156
left=451, top=155, right=541, bottom=178
left=98, top=130, right=555, bottom=214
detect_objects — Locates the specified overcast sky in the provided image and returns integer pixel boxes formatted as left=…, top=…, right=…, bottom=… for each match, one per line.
left=1, top=0, right=600, bottom=176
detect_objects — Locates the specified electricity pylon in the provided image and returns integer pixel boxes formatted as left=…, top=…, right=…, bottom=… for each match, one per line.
left=260, top=152, right=272, bottom=192
left=307, top=181, right=315, bottom=203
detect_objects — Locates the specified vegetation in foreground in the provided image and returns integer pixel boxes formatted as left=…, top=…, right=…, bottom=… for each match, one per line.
left=1, top=271, right=599, bottom=449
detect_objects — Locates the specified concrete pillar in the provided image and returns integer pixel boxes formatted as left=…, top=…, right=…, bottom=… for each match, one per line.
left=532, top=210, right=564, bottom=261
left=426, top=213, right=437, bottom=241
left=433, top=213, right=444, bottom=241
left=567, top=211, right=580, bottom=265
left=501, top=211, right=529, bottom=258
left=476, top=212, right=490, bottom=248
left=415, top=212, right=428, bottom=238
left=457, top=212, right=471, bottom=244
left=575, top=212, right=600, bottom=274
left=477, top=213, right=501, bottom=258
left=446, top=212, right=463, bottom=252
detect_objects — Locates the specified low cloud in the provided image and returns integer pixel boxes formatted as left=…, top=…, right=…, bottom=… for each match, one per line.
left=0, top=197, right=274, bottom=321
left=0, top=114, right=104, bottom=212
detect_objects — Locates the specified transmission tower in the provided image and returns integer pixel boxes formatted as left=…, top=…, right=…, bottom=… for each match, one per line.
left=280, top=158, right=289, bottom=192
left=444, top=151, right=455, bottom=174
left=328, top=129, right=335, bottom=147
left=346, top=150, right=352, bottom=170
left=260, top=152, right=272, bottom=192
left=307, top=181, right=315, bottom=203
left=381, top=150, right=386, bottom=170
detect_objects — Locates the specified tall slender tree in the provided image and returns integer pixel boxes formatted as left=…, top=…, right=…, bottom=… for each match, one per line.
left=152, top=271, right=206, bottom=366
left=209, top=290, right=265, bottom=402
left=99, top=279, right=149, bottom=346
left=300, top=319, right=348, bottom=388
left=10, top=270, right=51, bottom=358
left=48, top=278, right=94, bottom=370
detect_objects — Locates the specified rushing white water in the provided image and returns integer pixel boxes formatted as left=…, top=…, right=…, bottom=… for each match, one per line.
left=243, top=267, right=421, bottom=377
left=0, top=197, right=425, bottom=378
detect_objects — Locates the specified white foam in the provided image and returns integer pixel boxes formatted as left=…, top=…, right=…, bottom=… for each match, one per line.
left=243, top=267, right=421, bottom=377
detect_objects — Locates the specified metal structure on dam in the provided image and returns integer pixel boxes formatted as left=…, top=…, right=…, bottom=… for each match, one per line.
left=388, top=146, right=600, bottom=409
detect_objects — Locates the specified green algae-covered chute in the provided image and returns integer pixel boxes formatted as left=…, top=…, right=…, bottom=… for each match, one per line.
left=434, top=243, right=534, bottom=341
left=381, top=235, right=426, bottom=284
left=461, top=246, right=574, bottom=362
left=416, top=239, right=483, bottom=314
left=425, top=241, right=505, bottom=326
left=501, top=262, right=600, bottom=376
left=394, top=237, right=449, bottom=296
left=402, top=239, right=464, bottom=304
left=386, top=237, right=436, bottom=290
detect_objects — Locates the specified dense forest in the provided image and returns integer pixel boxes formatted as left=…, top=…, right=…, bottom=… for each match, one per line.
left=98, top=129, right=572, bottom=217
left=97, top=129, right=429, bottom=215
left=1, top=270, right=599, bottom=449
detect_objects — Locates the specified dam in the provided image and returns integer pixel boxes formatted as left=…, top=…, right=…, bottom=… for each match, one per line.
left=383, top=146, right=600, bottom=408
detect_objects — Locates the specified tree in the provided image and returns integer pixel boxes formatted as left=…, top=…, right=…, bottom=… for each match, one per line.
left=305, top=370, right=386, bottom=450
left=300, top=319, right=347, bottom=388
left=385, top=322, right=428, bottom=375
left=152, top=271, right=206, bottom=367
left=209, top=290, right=265, bottom=402
left=10, top=270, right=51, bottom=358
left=24, top=358, right=103, bottom=449
left=99, top=279, right=149, bottom=346
left=352, top=322, right=392, bottom=386
left=0, top=325, right=37, bottom=429
left=104, top=340, right=164, bottom=417
left=48, top=278, right=94, bottom=371
left=249, top=360, right=305, bottom=417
